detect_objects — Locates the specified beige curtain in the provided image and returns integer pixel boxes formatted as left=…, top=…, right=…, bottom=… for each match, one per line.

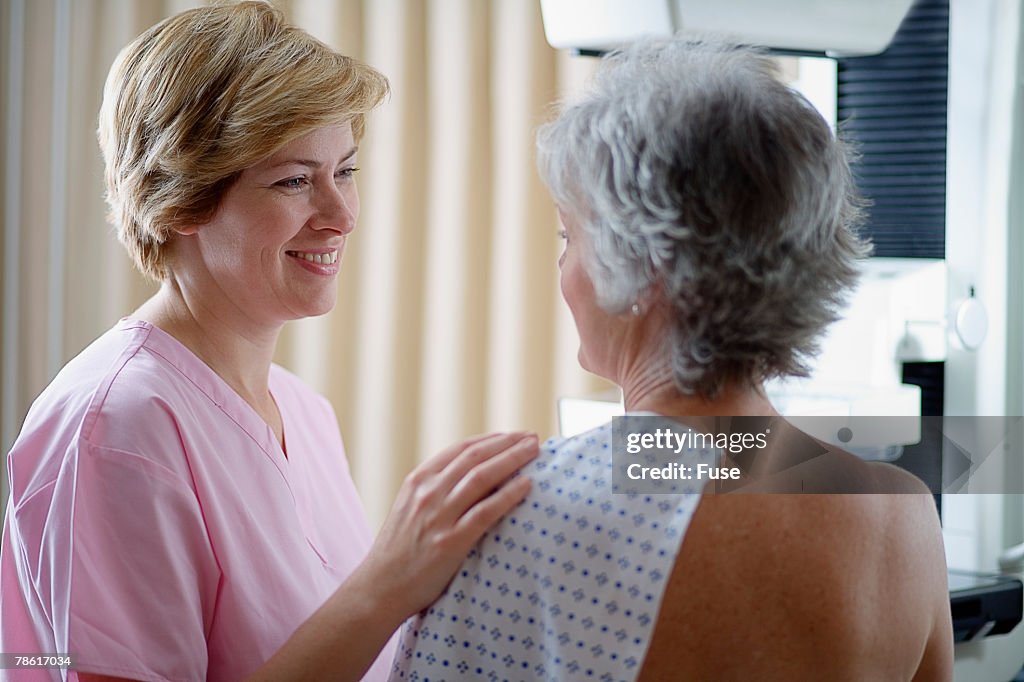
left=0, top=0, right=610, bottom=525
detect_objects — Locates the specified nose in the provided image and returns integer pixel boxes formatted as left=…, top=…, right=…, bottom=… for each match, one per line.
left=312, top=181, right=358, bottom=235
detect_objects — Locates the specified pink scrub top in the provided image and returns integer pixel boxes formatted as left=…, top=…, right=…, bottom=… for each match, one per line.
left=1, top=318, right=396, bottom=681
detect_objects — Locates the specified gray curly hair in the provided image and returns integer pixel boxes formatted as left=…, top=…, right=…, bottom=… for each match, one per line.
left=537, top=37, right=870, bottom=399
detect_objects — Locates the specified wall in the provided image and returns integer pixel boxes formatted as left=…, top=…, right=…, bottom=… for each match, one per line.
left=942, top=0, right=1023, bottom=573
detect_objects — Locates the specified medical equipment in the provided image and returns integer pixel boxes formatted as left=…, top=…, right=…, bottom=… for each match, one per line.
left=539, top=0, right=914, bottom=56
left=544, top=2, right=1024, bottom=678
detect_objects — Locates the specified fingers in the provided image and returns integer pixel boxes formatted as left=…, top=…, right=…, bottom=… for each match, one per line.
left=364, top=432, right=538, bottom=617
left=437, top=432, right=534, bottom=491
left=451, top=474, right=532, bottom=542
left=443, top=434, right=538, bottom=519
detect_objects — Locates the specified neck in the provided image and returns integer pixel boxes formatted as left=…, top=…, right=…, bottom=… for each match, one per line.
left=133, top=279, right=281, bottom=403
left=620, top=361, right=777, bottom=418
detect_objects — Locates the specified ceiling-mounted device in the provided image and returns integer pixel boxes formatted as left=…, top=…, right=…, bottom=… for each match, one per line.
left=539, top=0, right=916, bottom=57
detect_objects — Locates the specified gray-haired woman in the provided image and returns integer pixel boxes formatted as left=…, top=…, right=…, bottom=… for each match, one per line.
left=392, top=37, right=953, bottom=681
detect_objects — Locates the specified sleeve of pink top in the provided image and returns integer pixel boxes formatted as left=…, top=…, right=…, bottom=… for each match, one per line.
left=53, top=439, right=221, bottom=681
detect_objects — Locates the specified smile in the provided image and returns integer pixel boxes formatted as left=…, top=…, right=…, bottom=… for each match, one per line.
left=286, top=250, right=338, bottom=265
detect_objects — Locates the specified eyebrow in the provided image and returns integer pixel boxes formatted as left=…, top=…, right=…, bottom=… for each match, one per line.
left=265, top=147, right=359, bottom=170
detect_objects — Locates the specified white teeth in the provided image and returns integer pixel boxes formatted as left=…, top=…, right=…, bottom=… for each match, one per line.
left=289, top=250, right=337, bottom=265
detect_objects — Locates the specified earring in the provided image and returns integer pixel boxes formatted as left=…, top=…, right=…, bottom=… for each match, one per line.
left=631, top=303, right=642, bottom=316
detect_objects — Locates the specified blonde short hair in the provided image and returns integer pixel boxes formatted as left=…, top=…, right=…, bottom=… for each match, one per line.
left=97, top=1, right=389, bottom=280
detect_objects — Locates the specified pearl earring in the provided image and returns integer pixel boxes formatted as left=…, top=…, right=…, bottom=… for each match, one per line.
left=631, top=303, right=641, bottom=316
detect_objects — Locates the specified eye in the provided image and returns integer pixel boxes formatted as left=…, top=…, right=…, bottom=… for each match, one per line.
left=275, top=176, right=309, bottom=190
left=558, top=229, right=568, bottom=241
left=336, top=166, right=360, bottom=180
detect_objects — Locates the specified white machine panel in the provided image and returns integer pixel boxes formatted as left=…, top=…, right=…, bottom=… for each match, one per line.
left=540, top=0, right=916, bottom=56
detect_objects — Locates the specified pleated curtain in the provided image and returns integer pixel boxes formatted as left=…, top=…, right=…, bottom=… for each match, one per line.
left=0, top=0, right=611, bottom=525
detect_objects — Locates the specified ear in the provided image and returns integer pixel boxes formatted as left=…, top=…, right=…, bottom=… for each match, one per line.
left=627, top=283, right=663, bottom=318
left=638, top=279, right=668, bottom=311
left=170, top=224, right=201, bottom=236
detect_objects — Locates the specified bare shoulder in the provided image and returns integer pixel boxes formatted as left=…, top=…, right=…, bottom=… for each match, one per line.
left=639, top=485, right=952, bottom=681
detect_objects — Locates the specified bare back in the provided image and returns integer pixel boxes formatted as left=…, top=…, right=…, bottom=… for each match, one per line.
left=639, top=460, right=953, bottom=681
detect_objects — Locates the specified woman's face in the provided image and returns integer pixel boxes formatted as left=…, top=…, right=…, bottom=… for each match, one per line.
left=181, top=123, right=359, bottom=326
left=558, top=208, right=618, bottom=379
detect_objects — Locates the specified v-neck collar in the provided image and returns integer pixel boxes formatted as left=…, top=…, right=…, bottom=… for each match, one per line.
left=117, top=317, right=289, bottom=478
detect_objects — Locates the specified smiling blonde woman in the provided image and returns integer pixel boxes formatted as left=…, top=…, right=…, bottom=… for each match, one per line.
left=0, top=3, right=538, bottom=680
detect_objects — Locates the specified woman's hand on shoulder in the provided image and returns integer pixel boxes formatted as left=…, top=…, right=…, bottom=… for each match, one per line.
left=357, top=432, right=539, bottom=619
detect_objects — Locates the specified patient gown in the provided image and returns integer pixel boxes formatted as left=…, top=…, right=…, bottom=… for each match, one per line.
left=391, top=418, right=713, bottom=682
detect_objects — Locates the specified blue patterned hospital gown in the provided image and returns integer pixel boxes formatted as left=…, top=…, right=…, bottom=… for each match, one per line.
left=389, top=419, right=712, bottom=682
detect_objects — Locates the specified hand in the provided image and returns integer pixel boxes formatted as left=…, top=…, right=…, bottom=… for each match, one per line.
left=248, top=435, right=538, bottom=680
left=356, top=432, right=539, bottom=618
